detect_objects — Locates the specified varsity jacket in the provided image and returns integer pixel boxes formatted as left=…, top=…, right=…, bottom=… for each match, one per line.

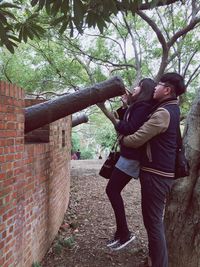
left=122, top=98, right=180, bottom=178
left=115, top=101, right=153, bottom=160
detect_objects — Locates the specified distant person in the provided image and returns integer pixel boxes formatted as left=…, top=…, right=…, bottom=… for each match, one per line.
left=99, top=155, right=102, bottom=159
left=76, top=149, right=81, bottom=160
left=71, top=152, right=78, bottom=160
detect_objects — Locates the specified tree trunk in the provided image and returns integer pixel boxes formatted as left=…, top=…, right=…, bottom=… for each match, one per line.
left=25, top=76, right=125, bottom=133
left=165, top=89, right=200, bottom=267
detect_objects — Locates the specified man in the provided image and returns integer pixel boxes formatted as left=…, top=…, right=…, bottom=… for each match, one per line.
left=121, top=73, right=186, bottom=267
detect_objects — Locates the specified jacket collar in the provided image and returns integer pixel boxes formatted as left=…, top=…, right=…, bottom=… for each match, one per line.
left=151, top=97, right=178, bottom=112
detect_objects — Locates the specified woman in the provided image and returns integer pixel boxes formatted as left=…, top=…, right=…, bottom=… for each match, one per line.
left=106, top=78, right=156, bottom=251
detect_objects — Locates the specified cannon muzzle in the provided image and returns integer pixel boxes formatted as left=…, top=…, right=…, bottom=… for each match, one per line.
left=25, top=76, right=125, bottom=133
left=72, top=113, right=89, bottom=127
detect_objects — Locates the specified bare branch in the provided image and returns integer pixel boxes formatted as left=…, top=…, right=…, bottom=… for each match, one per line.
left=186, top=64, right=200, bottom=87
left=168, top=17, right=200, bottom=47
left=116, top=0, right=180, bottom=12
left=122, top=13, right=141, bottom=82
left=96, top=102, right=118, bottom=126
left=183, top=49, right=199, bottom=77
left=138, top=0, right=180, bottom=10
left=136, top=10, right=169, bottom=81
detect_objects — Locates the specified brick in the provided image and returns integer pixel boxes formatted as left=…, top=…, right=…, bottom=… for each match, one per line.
left=0, top=81, right=6, bottom=95
left=0, top=223, right=5, bottom=233
left=5, top=154, right=15, bottom=162
left=3, top=256, right=14, bottom=267
left=0, top=155, right=6, bottom=163
left=0, top=186, right=12, bottom=198
left=0, top=257, right=4, bottom=266
left=3, top=178, right=14, bottom=188
left=0, top=240, right=4, bottom=249
left=0, top=173, right=6, bottom=180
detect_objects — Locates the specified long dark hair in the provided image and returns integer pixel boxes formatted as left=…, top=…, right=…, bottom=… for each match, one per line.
left=131, top=78, right=156, bottom=104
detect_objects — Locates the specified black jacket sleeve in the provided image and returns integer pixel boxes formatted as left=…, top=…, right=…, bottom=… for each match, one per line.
left=115, top=102, right=151, bottom=136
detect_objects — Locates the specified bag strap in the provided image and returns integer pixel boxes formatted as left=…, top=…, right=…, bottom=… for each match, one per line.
left=111, top=137, right=119, bottom=152
left=177, top=125, right=182, bottom=149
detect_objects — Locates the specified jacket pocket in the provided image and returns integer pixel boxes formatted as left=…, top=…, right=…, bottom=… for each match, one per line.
left=146, top=142, right=152, bottom=162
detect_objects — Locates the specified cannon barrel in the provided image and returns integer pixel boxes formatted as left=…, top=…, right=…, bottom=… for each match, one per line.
left=72, top=113, right=89, bottom=127
left=25, top=76, right=125, bottom=133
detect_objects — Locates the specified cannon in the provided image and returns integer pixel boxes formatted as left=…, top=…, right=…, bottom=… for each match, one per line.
left=72, top=113, right=89, bottom=127
left=25, top=76, right=125, bottom=133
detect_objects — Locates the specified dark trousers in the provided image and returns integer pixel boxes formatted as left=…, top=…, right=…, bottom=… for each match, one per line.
left=106, top=167, right=132, bottom=240
left=140, top=172, right=174, bottom=267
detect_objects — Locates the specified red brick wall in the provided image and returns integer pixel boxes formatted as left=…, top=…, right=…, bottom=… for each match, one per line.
left=0, top=82, right=71, bottom=267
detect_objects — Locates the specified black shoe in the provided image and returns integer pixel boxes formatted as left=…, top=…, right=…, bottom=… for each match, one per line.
left=111, top=232, right=136, bottom=251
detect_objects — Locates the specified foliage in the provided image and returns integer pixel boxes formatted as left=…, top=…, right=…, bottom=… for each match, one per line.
left=0, top=1, right=45, bottom=53
left=59, top=236, right=75, bottom=248
left=80, top=148, right=94, bottom=160
left=32, top=263, right=42, bottom=267
left=71, top=132, right=80, bottom=154
left=0, top=0, right=179, bottom=53
left=53, top=242, right=63, bottom=255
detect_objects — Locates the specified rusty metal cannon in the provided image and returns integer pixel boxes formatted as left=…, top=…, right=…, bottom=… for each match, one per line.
left=72, top=113, right=89, bottom=127
left=25, top=76, right=125, bottom=133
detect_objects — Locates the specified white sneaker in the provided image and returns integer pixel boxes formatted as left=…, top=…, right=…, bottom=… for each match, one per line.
left=111, top=233, right=136, bottom=251
left=106, top=238, right=120, bottom=247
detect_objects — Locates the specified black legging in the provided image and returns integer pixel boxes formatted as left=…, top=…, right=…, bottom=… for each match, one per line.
left=106, top=167, right=132, bottom=240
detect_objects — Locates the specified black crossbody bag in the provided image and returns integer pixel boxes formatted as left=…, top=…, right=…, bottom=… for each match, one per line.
left=175, top=126, right=190, bottom=179
left=99, top=141, right=120, bottom=179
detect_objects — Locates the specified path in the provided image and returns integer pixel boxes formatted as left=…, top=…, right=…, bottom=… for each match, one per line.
left=41, top=160, right=148, bottom=267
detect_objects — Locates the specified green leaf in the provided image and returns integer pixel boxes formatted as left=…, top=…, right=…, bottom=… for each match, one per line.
left=22, top=26, right=28, bottom=43
left=51, top=0, right=62, bottom=16
left=51, top=15, right=65, bottom=26
left=85, top=12, right=97, bottom=28
left=59, top=20, right=68, bottom=34
left=31, top=0, right=39, bottom=7
left=45, top=0, right=51, bottom=14
left=69, top=20, right=73, bottom=37
left=74, top=0, right=85, bottom=20
left=38, top=0, right=46, bottom=10
left=61, top=0, right=69, bottom=14
left=1, top=10, right=17, bottom=20
left=97, top=17, right=107, bottom=33
left=5, top=41, right=15, bottom=54
left=0, top=3, right=19, bottom=9
left=0, top=13, right=7, bottom=24
left=102, top=0, right=118, bottom=16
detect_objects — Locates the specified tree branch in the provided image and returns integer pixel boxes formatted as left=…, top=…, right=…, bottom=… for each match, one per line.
left=186, top=64, right=200, bottom=87
left=96, top=102, right=118, bottom=126
left=136, top=10, right=169, bottom=81
left=168, top=17, right=200, bottom=47
left=122, top=13, right=141, bottom=82
left=116, top=0, right=180, bottom=12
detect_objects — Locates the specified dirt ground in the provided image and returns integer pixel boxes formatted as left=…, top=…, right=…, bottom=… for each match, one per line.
left=41, top=160, right=148, bottom=267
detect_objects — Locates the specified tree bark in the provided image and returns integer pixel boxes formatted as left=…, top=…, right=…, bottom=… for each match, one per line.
left=165, top=89, right=200, bottom=267
left=25, top=76, right=125, bottom=133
